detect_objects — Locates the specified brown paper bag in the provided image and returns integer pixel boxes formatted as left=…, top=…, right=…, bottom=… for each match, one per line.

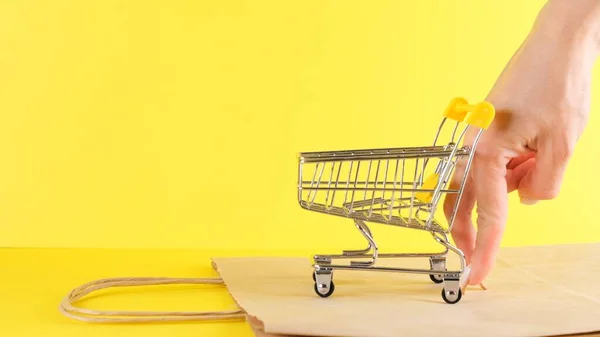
left=58, top=243, right=600, bottom=337
left=212, top=243, right=600, bottom=337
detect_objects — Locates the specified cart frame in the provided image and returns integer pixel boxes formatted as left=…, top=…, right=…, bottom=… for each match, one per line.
left=296, top=97, right=495, bottom=304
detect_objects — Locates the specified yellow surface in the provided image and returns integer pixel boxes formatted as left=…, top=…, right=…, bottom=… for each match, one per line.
left=0, top=247, right=296, bottom=336
left=2, top=0, right=600, bottom=254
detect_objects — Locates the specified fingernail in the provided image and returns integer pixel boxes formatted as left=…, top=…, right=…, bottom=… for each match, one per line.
left=520, top=198, right=539, bottom=205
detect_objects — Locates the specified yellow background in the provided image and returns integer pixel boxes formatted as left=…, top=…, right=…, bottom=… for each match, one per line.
left=1, top=0, right=600, bottom=252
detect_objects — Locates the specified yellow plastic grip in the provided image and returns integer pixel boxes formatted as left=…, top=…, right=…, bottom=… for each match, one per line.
left=415, top=173, right=439, bottom=203
left=443, top=97, right=495, bottom=129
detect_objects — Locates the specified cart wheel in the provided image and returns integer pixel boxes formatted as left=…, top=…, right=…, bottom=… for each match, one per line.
left=314, top=281, right=335, bottom=298
left=313, top=271, right=333, bottom=282
left=441, top=287, right=462, bottom=304
left=429, top=273, right=444, bottom=284
left=429, top=257, right=446, bottom=284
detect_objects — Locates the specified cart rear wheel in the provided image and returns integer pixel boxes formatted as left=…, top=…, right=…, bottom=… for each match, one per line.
left=441, top=287, right=462, bottom=304
left=429, top=274, right=444, bottom=284
left=429, top=257, right=446, bottom=284
left=314, top=281, right=335, bottom=298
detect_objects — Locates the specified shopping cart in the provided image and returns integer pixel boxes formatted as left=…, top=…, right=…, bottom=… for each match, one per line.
left=296, top=97, right=495, bottom=304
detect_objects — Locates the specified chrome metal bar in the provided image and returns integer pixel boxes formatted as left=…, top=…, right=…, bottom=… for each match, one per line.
left=380, top=159, right=389, bottom=218
left=431, top=118, right=446, bottom=147
left=341, top=219, right=373, bottom=256
left=349, top=161, right=361, bottom=210
left=451, top=121, right=459, bottom=143
left=448, top=129, right=483, bottom=232
left=408, top=158, right=419, bottom=221
left=302, top=180, right=433, bottom=186
left=314, top=264, right=462, bottom=276
left=306, top=162, right=319, bottom=204
left=422, top=118, right=450, bottom=176
left=425, top=128, right=468, bottom=227
left=432, top=232, right=466, bottom=272
left=400, top=158, right=405, bottom=203
left=363, top=160, right=373, bottom=201
left=368, top=160, right=382, bottom=217
left=342, top=246, right=372, bottom=256
left=298, top=202, right=448, bottom=233
left=326, top=162, right=343, bottom=210
left=324, top=162, right=335, bottom=209
left=315, top=252, right=448, bottom=260
left=349, top=220, right=378, bottom=267
left=308, top=162, right=326, bottom=207
left=343, top=197, right=387, bottom=208
left=388, top=159, right=400, bottom=220
left=419, top=153, right=427, bottom=186
left=301, top=145, right=449, bottom=158
left=300, top=151, right=470, bottom=163
left=297, top=161, right=303, bottom=206
left=343, top=161, right=354, bottom=206
left=301, top=186, right=460, bottom=193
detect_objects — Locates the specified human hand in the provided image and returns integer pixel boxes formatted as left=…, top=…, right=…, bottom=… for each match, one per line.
left=443, top=0, right=600, bottom=286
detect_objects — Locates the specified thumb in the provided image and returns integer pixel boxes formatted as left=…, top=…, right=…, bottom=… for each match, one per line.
left=518, top=132, right=574, bottom=203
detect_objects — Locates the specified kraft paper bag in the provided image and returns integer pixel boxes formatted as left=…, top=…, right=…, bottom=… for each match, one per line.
left=212, top=243, right=600, bottom=337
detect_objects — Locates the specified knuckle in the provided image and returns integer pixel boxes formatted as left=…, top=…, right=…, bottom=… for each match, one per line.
left=552, top=119, right=579, bottom=161
left=473, top=145, right=501, bottom=163
left=473, top=149, right=507, bottom=176
left=476, top=206, right=506, bottom=230
left=555, top=140, right=575, bottom=162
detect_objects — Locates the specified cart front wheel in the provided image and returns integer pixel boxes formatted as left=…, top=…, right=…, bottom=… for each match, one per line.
left=441, top=287, right=462, bottom=304
left=314, top=281, right=335, bottom=298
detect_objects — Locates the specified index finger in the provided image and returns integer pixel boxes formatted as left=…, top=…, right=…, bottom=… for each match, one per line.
left=467, top=152, right=510, bottom=285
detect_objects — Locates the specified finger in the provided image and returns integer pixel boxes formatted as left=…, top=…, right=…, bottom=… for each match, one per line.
left=506, top=157, right=535, bottom=192
left=468, top=153, right=509, bottom=285
left=445, top=177, right=476, bottom=264
left=444, top=161, right=476, bottom=265
left=518, top=132, right=573, bottom=202
left=507, top=151, right=535, bottom=170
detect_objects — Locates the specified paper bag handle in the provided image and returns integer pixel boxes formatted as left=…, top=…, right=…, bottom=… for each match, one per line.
left=59, top=277, right=246, bottom=323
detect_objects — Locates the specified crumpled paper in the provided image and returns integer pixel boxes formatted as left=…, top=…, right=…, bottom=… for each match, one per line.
left=212, top=243, right=600, bottom=337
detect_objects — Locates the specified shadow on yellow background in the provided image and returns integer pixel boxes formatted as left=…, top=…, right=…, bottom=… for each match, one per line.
left=1, top=0, right=599, bottom=251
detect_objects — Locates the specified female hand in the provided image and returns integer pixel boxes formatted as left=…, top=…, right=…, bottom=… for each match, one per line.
left=444, top=0, right=600, bottom=286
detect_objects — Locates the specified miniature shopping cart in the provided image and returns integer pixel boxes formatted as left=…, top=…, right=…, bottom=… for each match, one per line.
left=296, top=97, right=495, bottom=304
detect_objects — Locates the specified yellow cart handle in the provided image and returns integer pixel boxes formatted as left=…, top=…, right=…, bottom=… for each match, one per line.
left=415, top=97, right=496, bottom=203
left=443, top=97, right=495, bottom=129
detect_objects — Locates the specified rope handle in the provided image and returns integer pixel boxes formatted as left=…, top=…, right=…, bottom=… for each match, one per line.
left=59, top=276, right=246, bottom=323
